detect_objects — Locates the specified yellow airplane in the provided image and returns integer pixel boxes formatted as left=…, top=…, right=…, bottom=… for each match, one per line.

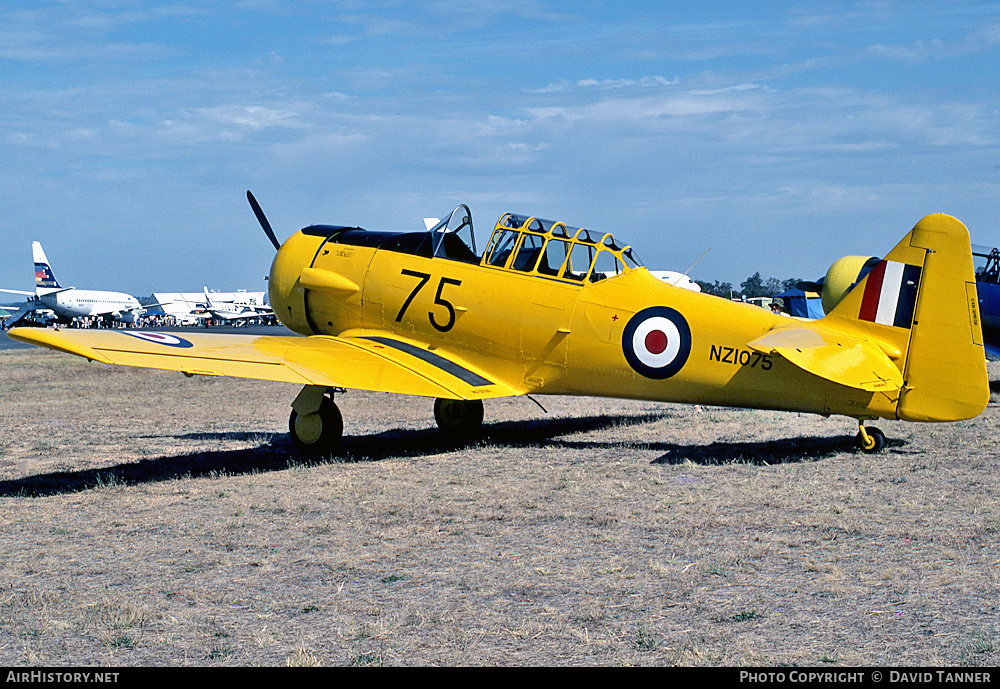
left=9, top=193, right=988, bottom=455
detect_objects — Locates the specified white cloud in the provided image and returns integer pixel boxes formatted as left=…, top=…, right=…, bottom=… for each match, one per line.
left=194, top=105, right=310, bottom=131
left=866, top=25, right=1000, bottom=62
left=576, top=76, right=679, bottom=89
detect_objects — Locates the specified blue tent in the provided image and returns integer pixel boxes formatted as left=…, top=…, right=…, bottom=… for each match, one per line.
left=775, top=288, right=824, bottom=319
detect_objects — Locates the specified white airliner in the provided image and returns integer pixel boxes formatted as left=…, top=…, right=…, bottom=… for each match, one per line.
left=0, top=242, right=150, bottom=327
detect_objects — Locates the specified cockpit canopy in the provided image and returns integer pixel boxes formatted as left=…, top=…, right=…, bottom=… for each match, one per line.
left=481, top=213, right=643, bottom=283
left=974, top=245, right=1000, bottom=285
left=313, top=205, right=643, bottom=284
left=428, top=205, right=479, bottom=263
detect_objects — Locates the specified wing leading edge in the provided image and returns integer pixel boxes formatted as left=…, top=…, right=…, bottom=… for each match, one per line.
left=7, top=327, right=523, bottom=401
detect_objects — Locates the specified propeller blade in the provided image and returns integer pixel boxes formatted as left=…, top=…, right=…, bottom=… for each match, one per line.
left=247, top=190, right=281, bottom=251
left=796, top=280, right=824, bottom=293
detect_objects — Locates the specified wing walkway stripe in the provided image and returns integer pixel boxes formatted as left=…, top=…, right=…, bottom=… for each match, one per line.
left=360, top=336, right=493, bottom=387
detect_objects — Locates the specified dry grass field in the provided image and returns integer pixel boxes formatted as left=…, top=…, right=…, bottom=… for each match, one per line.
left=0, top=348, right=997, bottom=667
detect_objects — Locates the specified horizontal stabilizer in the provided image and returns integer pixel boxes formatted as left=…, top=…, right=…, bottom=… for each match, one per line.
left=748, top=327, right=903, bottom=392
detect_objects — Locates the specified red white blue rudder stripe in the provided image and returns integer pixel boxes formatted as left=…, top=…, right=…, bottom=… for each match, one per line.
left=858, top=260, right=922, bottom=328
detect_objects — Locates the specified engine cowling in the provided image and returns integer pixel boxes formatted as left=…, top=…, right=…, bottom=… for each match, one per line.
left=820, top=255, right=880, bottom=314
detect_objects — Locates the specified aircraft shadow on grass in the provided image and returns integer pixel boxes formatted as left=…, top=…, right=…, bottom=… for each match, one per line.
left=0, top=412, right=894, bottom=498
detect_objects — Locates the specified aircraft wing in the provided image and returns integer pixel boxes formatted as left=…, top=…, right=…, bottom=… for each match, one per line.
left=747, top=326, right=903, bottom=392
left=7, top=327, right=524, bottom=401
left=0, top=289, right=34, bottom=296
left=133, top=301, right=173, bottom=311
left=2, top=302, right=43, bottom=328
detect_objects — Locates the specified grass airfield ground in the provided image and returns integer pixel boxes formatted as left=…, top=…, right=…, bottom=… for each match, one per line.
left=0, top=348, right=997, bottom=666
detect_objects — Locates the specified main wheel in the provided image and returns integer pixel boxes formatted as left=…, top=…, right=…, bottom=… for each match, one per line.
left=857, top=426, right=886, bottom=453
left=434, top=398, right=484, bottom=438
left=289, top=397, right=343, bottom=454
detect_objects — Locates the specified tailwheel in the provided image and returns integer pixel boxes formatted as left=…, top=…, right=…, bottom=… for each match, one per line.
left=289, top=395, right=343, bottom=454
left=434, top=398, right=484, bottom=438
left=856, top=424, right=886, bottom=453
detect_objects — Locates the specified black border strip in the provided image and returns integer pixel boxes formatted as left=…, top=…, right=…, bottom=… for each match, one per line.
left=360, top=336, right=493, bottom=388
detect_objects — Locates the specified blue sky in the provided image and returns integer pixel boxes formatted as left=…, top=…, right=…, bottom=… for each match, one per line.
left=2, top=1, right=998, bottom=296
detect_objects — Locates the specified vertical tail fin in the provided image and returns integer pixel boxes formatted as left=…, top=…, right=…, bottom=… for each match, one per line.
left=32, top=241, right=61, bottom=290
left=828, top=214, right=988, bottom=422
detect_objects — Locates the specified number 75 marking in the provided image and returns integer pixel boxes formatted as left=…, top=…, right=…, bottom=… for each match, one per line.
left=396, top=269, right=463, bottom=332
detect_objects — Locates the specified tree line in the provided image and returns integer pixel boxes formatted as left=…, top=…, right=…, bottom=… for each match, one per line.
left=694, top=273, right=804, bottom=299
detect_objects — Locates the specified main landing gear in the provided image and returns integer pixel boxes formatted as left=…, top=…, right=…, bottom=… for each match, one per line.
left=287, top=387, right=486, bottom=453
left=289, top=386, right=343, bottom=454
left=856, top=422, right=887, bottom=453
left=434, top=398, right=484, bottom=438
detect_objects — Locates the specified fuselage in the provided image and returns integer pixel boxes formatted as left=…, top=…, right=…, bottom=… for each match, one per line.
left=267, top=215, right=898, bottom=421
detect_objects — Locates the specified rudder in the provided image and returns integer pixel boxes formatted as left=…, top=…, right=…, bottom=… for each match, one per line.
left=827, top=214, right=988, bottom=422
left=896, top=214, right=988, bottom=421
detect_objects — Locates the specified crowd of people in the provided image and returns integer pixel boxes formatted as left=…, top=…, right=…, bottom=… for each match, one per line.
left=2, top=311, right=279, bottom=330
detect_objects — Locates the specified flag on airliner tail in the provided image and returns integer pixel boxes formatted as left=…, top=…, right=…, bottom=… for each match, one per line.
left=35, top=263, right=59, bottom=288
left=858, top=260, right=922, bottom=328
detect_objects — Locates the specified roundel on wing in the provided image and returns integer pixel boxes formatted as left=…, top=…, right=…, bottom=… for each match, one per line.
left=621, top=306, right=691, bottom=379
left=124, top=332, right=194, bottom=348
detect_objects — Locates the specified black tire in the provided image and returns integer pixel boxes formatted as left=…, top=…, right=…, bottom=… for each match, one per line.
left=434, top=398, right=484, bottom=438
left=857, top=426, right=886, bottom=453
left=289, top=397, right=343, bottom=454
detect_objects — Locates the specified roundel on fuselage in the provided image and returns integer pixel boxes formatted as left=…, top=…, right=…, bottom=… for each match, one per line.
left=621, top=306, right=691, bottom=379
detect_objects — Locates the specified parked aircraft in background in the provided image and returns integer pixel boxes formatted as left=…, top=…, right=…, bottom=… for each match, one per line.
left=148, top=291, right=261, bottom=325
left=649, top=270, right=701, bottom=292
left=0, top=242, right=154, bottom=327
left=965, top=244, right=1000, bottom=360
left=11, top=194, right=988, bottom=456
left=202, top=287, right=274, bottom=324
